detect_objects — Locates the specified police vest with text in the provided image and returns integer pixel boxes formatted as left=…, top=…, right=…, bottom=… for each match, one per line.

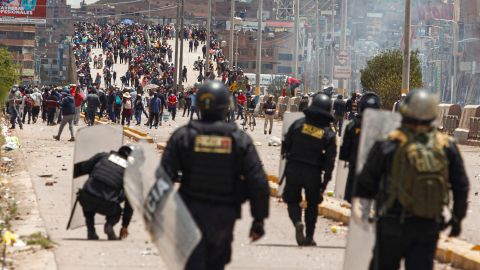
left=182, top=122, right=245, bottom=204
left=382, top=129, right=450, bottom=219
left=287, top=119, right=329, bottom=167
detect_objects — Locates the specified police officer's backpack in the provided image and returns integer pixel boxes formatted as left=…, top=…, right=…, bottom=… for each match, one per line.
left=384, top=130, right=450, bottom=219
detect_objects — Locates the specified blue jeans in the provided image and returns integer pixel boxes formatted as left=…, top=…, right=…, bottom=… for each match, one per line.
left=135, top=110, right=142, bottom=125
left=107, top=105, right=115, bottom=122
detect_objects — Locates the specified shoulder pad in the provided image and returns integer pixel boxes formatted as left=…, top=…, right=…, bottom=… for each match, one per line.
left=388, top=129, right=408, bottom=145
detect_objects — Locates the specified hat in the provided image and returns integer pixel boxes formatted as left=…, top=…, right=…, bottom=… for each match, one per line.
left=123, top=92, right=131, bottom=98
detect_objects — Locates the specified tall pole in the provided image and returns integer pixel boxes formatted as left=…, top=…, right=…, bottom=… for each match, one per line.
left=229, top=0, right=235, bottom=67
left=174, top=0, right=179, bottom=87
left=451, top=0, right=460, bottom=104
left=293, top=0, right=300, bottom=78
left=235, top=32, right=239, bottom=67
left=401, top=0, right=411, bottom=94
left=339, top=0, right=347, bottom=93
left=315, top=0, right=321, bottom=90
left=205, top=0, right=212, bottom=78
left=256, top=0, right=263, bottom=94
left=330, top=0, right=335, bottom=85
left=178, top=0, right=184, bottom=93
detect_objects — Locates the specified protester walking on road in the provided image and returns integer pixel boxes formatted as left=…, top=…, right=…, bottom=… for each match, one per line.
left=121, top=92, right=133, bottom=126
left=8, top=87, right=23, bottom=130
left=134, top=94, right=148, bottom=126
left=263, top=95, right=276, bottom=135
left=74, top=88, right=85, bottom=125
left=86, top=89, right=100, bottom=126
left=31, top=88, right=42, bottom=124
left=167, top=93, right=178, bottom=121
left=148, top=93, right=161, bottom=129
left=53, top=90, right=76, bottom=142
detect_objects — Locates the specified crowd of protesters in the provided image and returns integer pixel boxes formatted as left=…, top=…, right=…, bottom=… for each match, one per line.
left=4, top=21, right=288, bottom=141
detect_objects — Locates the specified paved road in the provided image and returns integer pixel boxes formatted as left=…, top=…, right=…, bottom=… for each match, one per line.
left=12, top=36, right=468, bottom=269
left=16, top=119, right=347, bottom=270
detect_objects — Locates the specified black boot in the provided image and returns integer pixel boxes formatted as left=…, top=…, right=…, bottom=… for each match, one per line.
left=104, top=223, right=118, bottom=240
left=87, top=230, right=99, bottom=240
left=295, top=222, right=305, bottom=246
left=303, top=237, right=317, bottom=246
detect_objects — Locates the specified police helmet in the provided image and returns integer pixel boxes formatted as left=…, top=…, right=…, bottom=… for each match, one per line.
left=358, top=92, right=382, bottom=115
left=400, top=89, right=439, bottom=125
left=197, top=80, right=230, bottom=121
left=118, top=145, right=135, bottom=158
left=303, top=93, right=334, bottom=122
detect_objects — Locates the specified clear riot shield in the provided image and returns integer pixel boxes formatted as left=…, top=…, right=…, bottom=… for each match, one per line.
left=342, top=109, right=401, bottom=270
left=124, top=143, right=201, bottom=270
left=333, top=120, right=350, bottom=199
left=66, top=125, right=123, bottom=230
left=277, top=112, right=304, bottom=196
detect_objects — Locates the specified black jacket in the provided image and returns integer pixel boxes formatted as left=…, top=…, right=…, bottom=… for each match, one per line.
left=333, top=99, right=347, bottom=117
left=282, top=116, right=337, bottom=183
left=355, top=129, right=469, bottom=221
left=74, top=152, right=133, bottom=227
left=160, top=121, right=269, bottom=220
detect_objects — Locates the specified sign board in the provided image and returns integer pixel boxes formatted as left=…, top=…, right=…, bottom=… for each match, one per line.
left=244, top=73, right=288, bottom=86
left=334, top=51, right=351, bottom=79
left=0, top=0, right=47, bottom=24
left=459, top=61, right=472, bottom=72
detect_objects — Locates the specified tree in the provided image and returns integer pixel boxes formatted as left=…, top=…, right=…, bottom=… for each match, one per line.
left=360, top=50, right=422, bottom=110
left=0, top=48, right=19, bottom=102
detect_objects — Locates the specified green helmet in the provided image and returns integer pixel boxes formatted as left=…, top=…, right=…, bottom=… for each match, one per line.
left=400, top=89, right=439, bottom=124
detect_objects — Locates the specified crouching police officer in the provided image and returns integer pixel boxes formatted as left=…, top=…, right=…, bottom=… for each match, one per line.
left=354, top=89, right=469, bottom=270
left=160, top=81, right=270, bottom=270
left=281, top=93, right=337, bottom=246
left=339, top=92, right=381, bottom=203
left=73, top=145, right=134, bottom=240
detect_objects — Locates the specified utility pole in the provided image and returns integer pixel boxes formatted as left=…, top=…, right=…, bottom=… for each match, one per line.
left=174, top=0, right=179, bottom=87
left=330, top=0, right=335, bottom=85
left=205, top=0, right=212, bottom=78
left=148, top=0, right=151, bottom=19
left=230, top=0, right=235, bottom=67
left=293, top=0, right=299, bottom=78
left=235, top=32, right=239, bottom=67
left=451, top=0, right=460, bottom=104
left=339, top=0, right=347, bottom=93
left=256, top=0, right=263, bottom=94
left=315, top=0, right=321, bottom=90
left=401, top=0, right=411, bottom=94
left=178, top=0, right=184, bottom=93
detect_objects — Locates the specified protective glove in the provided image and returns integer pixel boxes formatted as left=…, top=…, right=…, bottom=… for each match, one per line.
left=119, top=227, right=129, bottom=240
left=351, top=197, right=373, bottom=231
left=249, top=220, right=265, bottom=242
left=448, top=218, right=462, bottom=237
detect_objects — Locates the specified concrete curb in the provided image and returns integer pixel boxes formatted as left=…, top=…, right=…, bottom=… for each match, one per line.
left=123, top=126, right=154, bottom=143
left=79, top=113, right=154, bottom=143
left=266, top=175, right=480, bottom=268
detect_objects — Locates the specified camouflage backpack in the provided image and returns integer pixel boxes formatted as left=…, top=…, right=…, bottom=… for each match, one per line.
left=382, top=129, right=450, bottom=219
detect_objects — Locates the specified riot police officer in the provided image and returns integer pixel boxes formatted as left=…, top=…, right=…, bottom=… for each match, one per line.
left=281, top=93, right=337, bottom=246
left=354, top=89, right=469, bottom=270
left=160, top=80, right=269, bottom=270
left=339, top=92, right=381, bottom=203
left=73, top=145, right=134, bottom=240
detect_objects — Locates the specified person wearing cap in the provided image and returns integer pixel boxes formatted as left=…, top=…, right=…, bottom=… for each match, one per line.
left=121, top=92, right=133, bottom=126
left=53, top=89, right=76, bottom=142
left=354, top=89, right=469, bottom=270
left=281, top=93, right=337, bottom=246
